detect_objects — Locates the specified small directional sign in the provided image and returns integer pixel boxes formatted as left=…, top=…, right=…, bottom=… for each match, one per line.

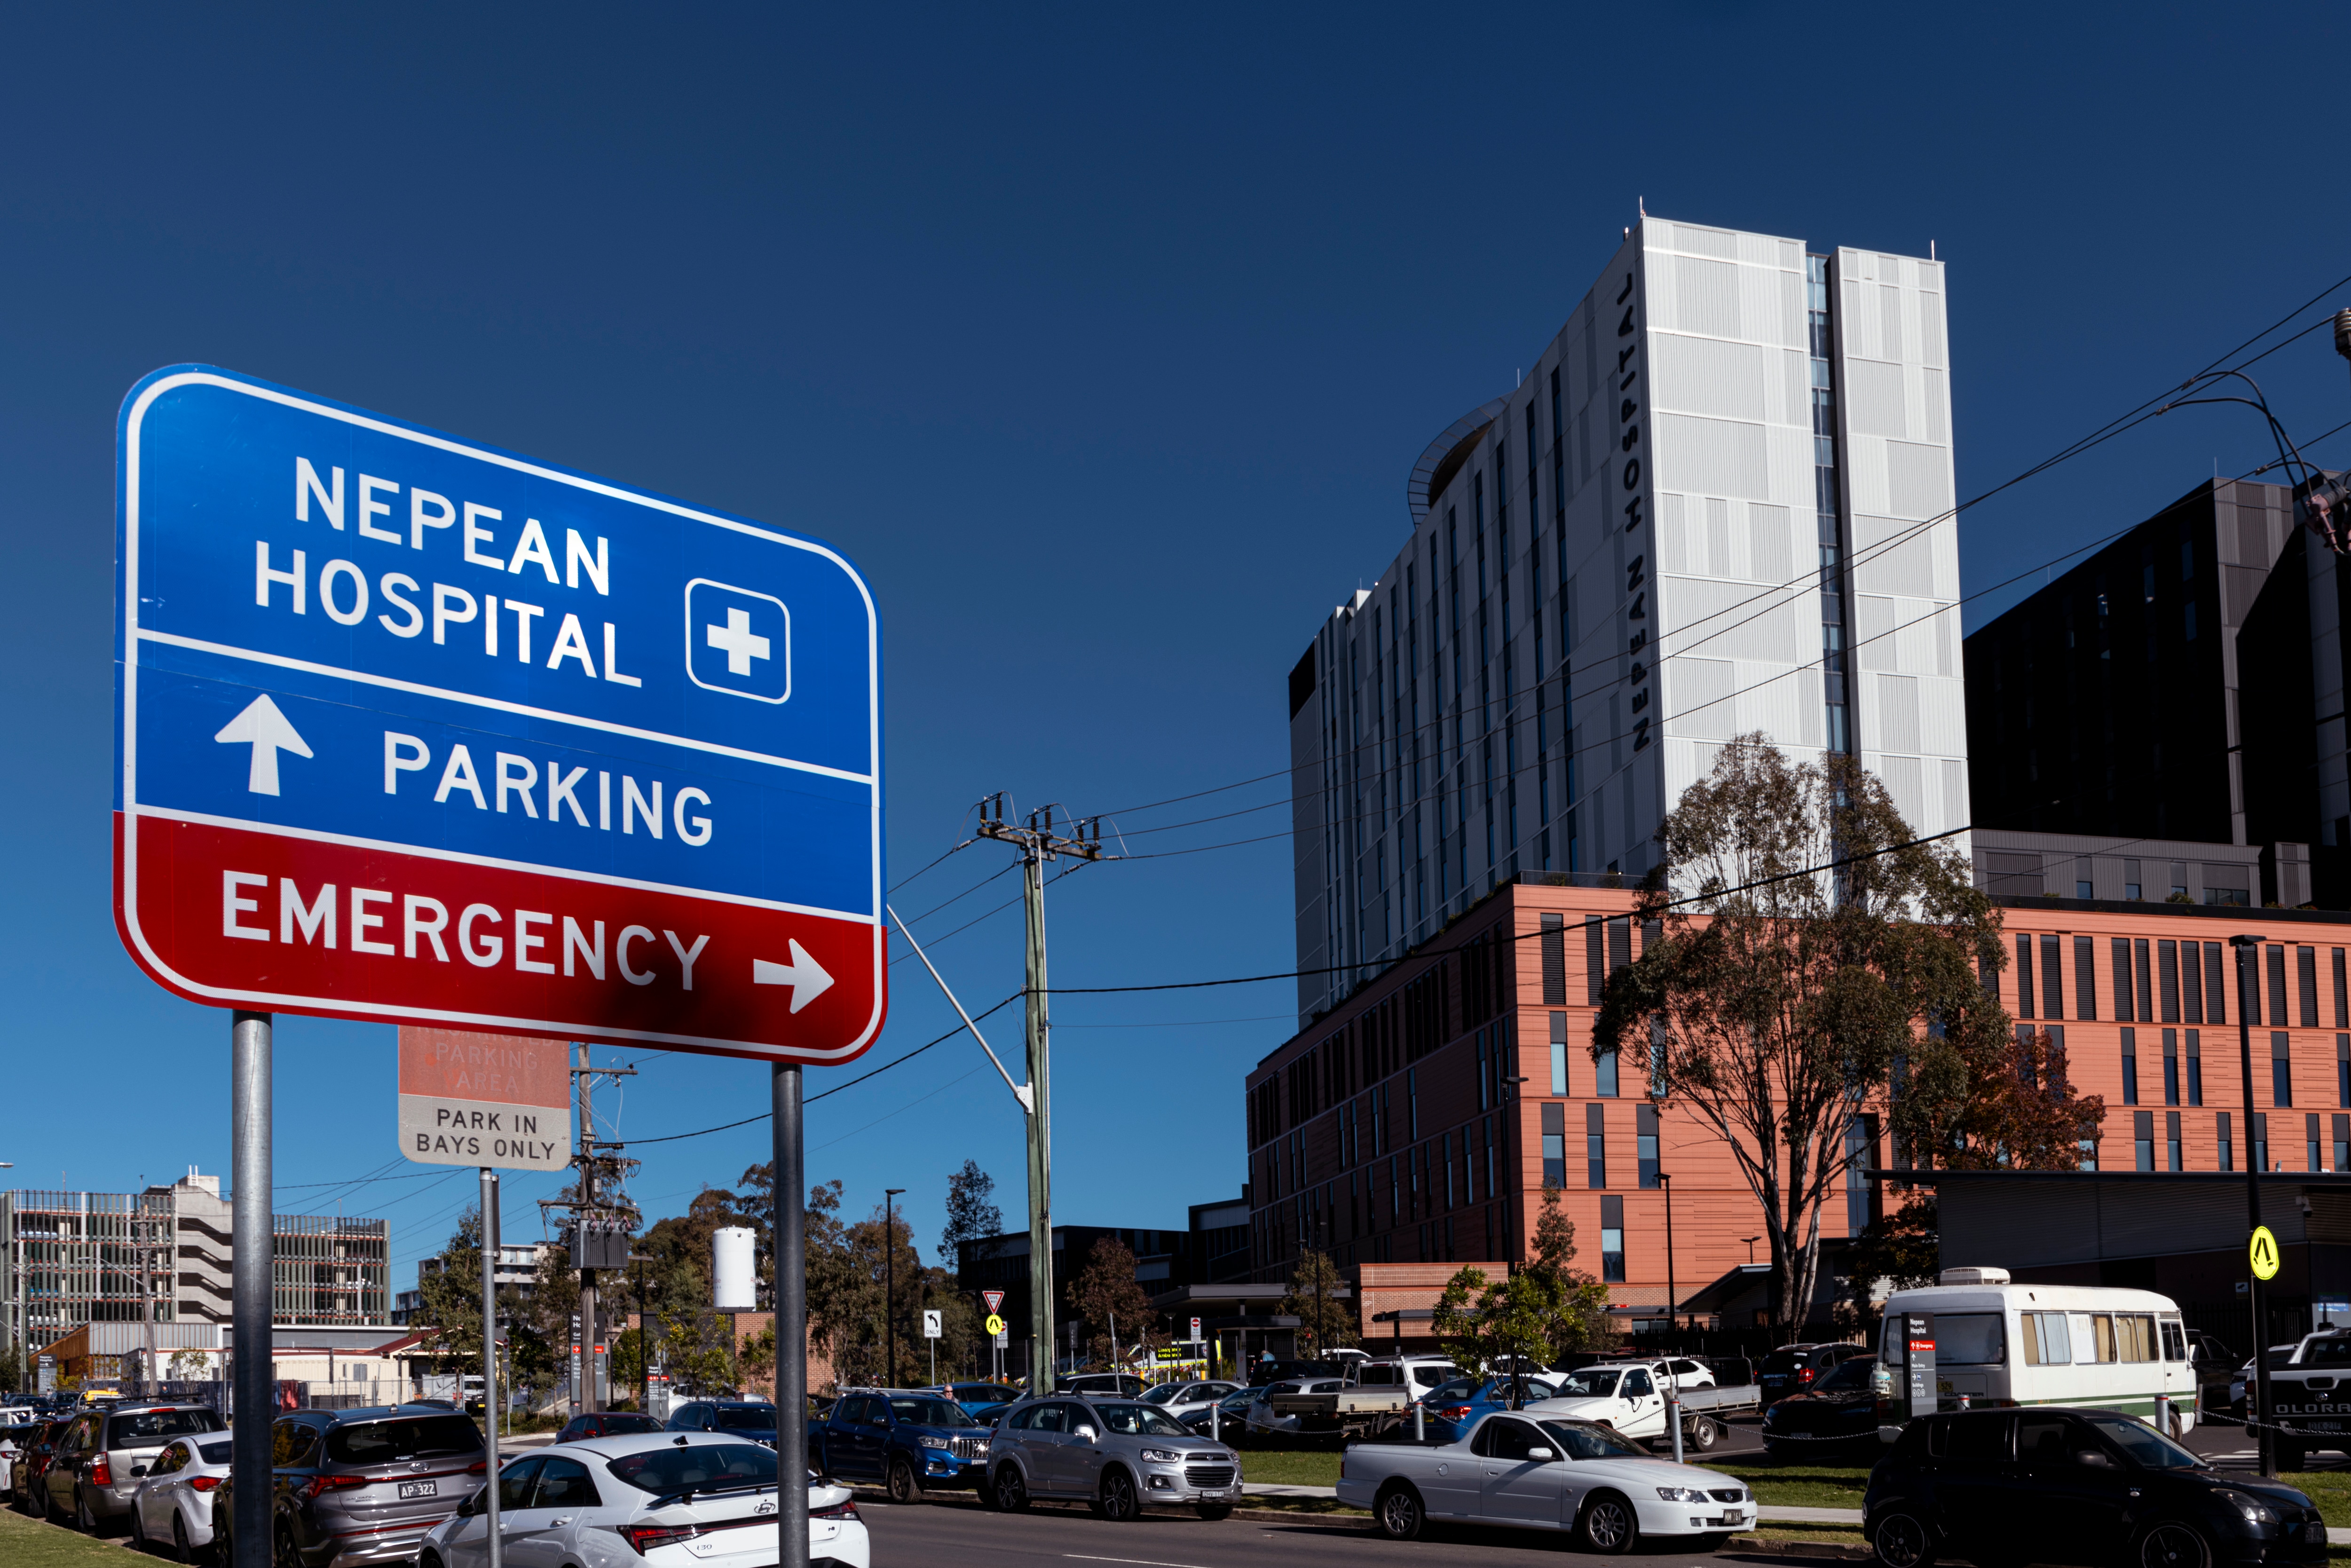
left=2251, top=1224, right=2282, bottom=1281
left=112, top=366, right=885, bottom=1062
left=923, top=1309, right=942, bottom=1340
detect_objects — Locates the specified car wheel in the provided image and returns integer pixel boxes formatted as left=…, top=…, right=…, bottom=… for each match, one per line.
left=2138, top=1521, right=2211, bottom=1568
left=886, top=1456, right=923, bottom=1505
left=130, top=1501, right=150, bottom=1550
left=992, top=1463, right=1029, bottom=1513
left=174, top=1513, right=197, bottom=1565
left=1688, top=1416, right=1719, bottom=1450
left=1097, top=1467, right=1139, bottom=1522
left=78, top=1488, right=100, bottom=1534
left=1374, top=1481, right=1425, bottom=1541
left=1195, top=1503, right=1232, bottom=1521
left=1872, top=1509, right=1937, bottom=1568
left=275, top=1521, right=304, bottom=1568
left=1578, top=1491, right=1641, bottom=1554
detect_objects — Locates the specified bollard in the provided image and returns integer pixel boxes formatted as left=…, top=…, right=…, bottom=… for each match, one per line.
left=1414, top=1401, right=1426, bottom=1442
left=1211, top=1402, right=1219, bottom=1444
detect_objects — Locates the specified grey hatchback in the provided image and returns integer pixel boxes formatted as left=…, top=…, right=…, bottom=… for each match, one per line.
left=217, top=1406, right=487, bottom=1568
left=986, top=1395, right=1242, bottom=1522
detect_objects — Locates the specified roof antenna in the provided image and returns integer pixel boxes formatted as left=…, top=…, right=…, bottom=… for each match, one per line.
left=1930, top=239, right=1937, bottom=260
left=1637, top=196, right=1646, bottom=218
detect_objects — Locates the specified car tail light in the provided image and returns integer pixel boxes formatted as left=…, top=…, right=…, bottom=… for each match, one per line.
left=1799, top=1368, right=1815, bottom=1384
left=1437, top=1405, right=1470, bottom=1422
left=90, top=1457, right=112, bottom=1487
left=188, top=1477, right=222, bottom=1493
left=812, top=1499, right=859, bottom=1521
left=618, top=1522, right=704, bottom=1555
left=467, top=1460, right=488, bottom=1475
left=305, top=1474, right=368, bottom=1500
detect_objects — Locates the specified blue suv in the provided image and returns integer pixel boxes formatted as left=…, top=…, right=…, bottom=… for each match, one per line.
left=814, top=1389, right=990, bottom=1503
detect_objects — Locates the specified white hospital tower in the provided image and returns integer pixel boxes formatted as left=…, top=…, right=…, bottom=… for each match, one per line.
left=1288, top=217, right=1968, bottom=1024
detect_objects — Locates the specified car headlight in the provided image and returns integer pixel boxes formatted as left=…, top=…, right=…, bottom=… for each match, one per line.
left=1140, top=1448, right=1183, bottom=1464
left=916, top=1435, right=950, bottom=1449
left=1657, top=1487, right=1708, bottom=1503
left=2215, top=1489, right=2278, bottom=1529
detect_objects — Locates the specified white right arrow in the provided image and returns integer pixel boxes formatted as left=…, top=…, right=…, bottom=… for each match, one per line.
left=752, top=940, right=835, bottom=1014
left=213, top=693, right=313, bottom=796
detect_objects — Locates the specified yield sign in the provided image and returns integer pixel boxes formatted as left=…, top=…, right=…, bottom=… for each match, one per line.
left=981, top=1290, right=1006, bottom=1315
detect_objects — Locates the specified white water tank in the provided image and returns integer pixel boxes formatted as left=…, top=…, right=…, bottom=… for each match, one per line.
left=1938, top=1266, right=2011, bottom=1286
left=712, top=1227, right=757, bottom=1311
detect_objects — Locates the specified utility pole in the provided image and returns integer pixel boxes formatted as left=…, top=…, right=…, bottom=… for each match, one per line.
left=539, top=1047, right=638, bottom=1416
left=972, top=796, right=1105, bottom=1397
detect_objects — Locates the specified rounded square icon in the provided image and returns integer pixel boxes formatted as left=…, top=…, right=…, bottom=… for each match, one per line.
left=686, top=578, right=792, bottom=704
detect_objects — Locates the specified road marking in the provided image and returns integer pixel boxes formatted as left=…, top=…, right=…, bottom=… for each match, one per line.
left=1065, top=1556, right=1219, bottom=1568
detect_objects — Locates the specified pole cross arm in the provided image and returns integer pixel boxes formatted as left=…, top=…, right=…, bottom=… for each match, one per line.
left=888, top=904, right=1033, bottom=1113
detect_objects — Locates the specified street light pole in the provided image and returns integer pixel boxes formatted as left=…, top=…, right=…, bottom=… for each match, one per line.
left=1660, top=1172, right=1676, bottom=1347
left=885, top=1190, right=905, bottom=1388
left=2233, top=934, right=2274, bottom=1478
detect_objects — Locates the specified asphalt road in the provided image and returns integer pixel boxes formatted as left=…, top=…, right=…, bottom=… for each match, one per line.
left=859, top=1495, right=1812, bottom=1568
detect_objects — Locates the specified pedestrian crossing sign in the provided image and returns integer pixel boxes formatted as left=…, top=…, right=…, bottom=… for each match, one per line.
left=2251, top=1224, right=2281, bottom=1281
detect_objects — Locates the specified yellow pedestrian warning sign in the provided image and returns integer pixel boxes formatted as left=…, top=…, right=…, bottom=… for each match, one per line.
left=2250, top=1224, right=2282, bottom=1281
left=985, top=1313, right=1006, bottom=1337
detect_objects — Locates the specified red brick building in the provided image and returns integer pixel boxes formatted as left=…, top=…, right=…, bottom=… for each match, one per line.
left=1245, top=876, right=2351, bottom=1345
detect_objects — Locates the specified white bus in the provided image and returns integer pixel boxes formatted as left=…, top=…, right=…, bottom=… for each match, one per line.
left=1878, top=1267, right=2199, bottom=1432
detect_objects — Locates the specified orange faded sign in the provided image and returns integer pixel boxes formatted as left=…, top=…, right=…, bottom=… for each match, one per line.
left=398, top=1027, right=572, bottom=1170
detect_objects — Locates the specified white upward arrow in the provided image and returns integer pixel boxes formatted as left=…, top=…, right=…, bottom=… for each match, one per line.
left=752, top=940, right=836, bottom=1014
left=213, top=693, right=313, bottom=796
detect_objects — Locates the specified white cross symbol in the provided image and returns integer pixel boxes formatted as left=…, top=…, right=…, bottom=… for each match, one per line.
left=705, top=607, right=771, bottom=677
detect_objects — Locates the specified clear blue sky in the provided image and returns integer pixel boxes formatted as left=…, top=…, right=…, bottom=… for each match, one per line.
left=6, top=4, right=2351, bottom=1297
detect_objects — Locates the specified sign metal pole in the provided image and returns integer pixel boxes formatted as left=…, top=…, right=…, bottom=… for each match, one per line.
left=2233, top=934, right=2274, bottom=1478
left=230, top=1010, right=271, bottom=1568
left=481, top=1169, right=502, bottom=1568
left=775, top=1064, right=807, bottom=1568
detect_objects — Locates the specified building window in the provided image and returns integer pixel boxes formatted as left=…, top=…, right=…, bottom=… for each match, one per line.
left=2187, top=1029, right=2204, bottom=1105
left=1595, top=1047, right=1619, bottom=1098
left=1542, top=1102, right=1566, bottom=1188
left=2168, top=1111, right=2184, bottom=1173
left=2335, top=950, right=2348, bottom=1028
left=2269, top=945, right=2288, bottom=1027
left=1551, top=1013, right=1569, bottom=1096
left=1637, top=1104, right=1661, bottom=1190
left=1409, top=1067, right=1420, bottom=1140
left=2015, top=936, right=2036, bottom=1018
left=1586, top=1102, right=1607, bottom=1190
left=2273, top=1033, right=2293, bottom=1108
left=2121, top=1029, right=2138, bottom=1106
left=1484, top=1114, right=1496, bottom=1199
left=2041, top=933, right=2063, bottom=1021
left=2075, top=935, right=2098, bottom=1020
left=2134, top=1111, right=2154, bottom=1172
left=1600, top=1194, right=1625, bottom=1283
left=2159, top=941, right=2180, bottom=1022
left=2339, top=1034, right=2349, bottom=1108
left=2335, top=1114, right=2349, bottom=1174
left=2311, top=1113, right=2325, bottom=1173
left=2162, top=1029, right=2180, bottom=1106
left=2302, top=947, right=2321, bottom=1028
left=2218, top=1111, right=2234, bottom=1173
left=2112, top=938, right=2136, bottom=1022
left=2253, top=1112, right=2270, bottom=1174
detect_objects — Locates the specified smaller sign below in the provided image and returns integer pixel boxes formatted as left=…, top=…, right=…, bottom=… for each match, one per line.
left=981, top=1291, right=1006, bottom=1314
left=984, top=1313, right=1006, bottom=1338
left=1190, top=1316, right=1202, bottom=1340
left=399, top=1027, right=572, bottom=1170
left=993, top=1329, right=1009, bottom=1349
left=923, top=1310, right=942, bottom=1340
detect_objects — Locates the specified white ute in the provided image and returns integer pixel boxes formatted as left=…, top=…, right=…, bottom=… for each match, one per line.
left=1525, top=1361, right=1760, bottom=1450
left=1337, top=1409, right=1753, bottom=1549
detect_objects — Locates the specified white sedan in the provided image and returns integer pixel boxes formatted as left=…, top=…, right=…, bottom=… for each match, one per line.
left=1336, top=1410, right=1752, bottom=1550
left=417, top=1433, right=867, bottom=1568
left=129, top=1433, right=234, bottom=1562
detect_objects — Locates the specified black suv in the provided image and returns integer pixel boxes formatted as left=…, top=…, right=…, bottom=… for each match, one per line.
left=217, top=1406, right=485, bottom=1568
left=663, top=1400, right=781, bottom=1446
left=1865, top=1405, right=2325, bottom=1568
left=1759, top=1342, right=1869, bottom=1406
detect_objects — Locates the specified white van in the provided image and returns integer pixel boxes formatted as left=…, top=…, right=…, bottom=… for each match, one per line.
left=1878, top=1267, right=2199, bottom=1433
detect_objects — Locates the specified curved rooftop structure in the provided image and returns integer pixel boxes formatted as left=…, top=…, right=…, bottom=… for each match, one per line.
left=1404, top=395, right=1508, bottom=527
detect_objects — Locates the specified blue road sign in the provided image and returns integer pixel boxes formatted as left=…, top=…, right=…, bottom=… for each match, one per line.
left=114, top=366, right=886, bottom=1062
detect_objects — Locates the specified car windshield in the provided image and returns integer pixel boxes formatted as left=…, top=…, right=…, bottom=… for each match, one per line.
left=1539, top=1419, right=1645, bottom=1459
left=1815, top=1358, right=1878, bottom=1393
left=324, top=1416, right=483, bottom=1466
left=197, top=1442, right=233, bottom=1465
left=1553, top=1369, right=1622, bottom=1398
left=888, top=1398, right=976, bottom=1428
left=1092, top=1403, right=1190, bottom=1437
left=110, top=1410, right=221, bottom=1443
left=607, top=1442, right=778, bottom=1494
left=712, top=1407, right=779, bottom=1431
left=1427, top=1378, right=1482, bottom=1403
left=2082, top=1415, right=2204, bottom=1470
